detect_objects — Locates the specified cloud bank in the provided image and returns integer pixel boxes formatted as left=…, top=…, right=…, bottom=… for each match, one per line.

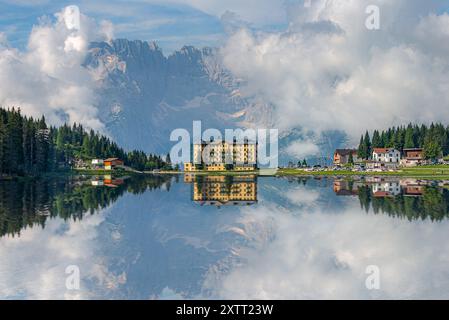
left=285, top=139, right=320, bottom=159
left=0, top=213, right=104, bottom=299
left=2, top=1, right=449, bottom=152
left=203, top=185, right=449, bottom=299
left=221, top=0, right=449, bottom=145
left=139, top=0, right=287, bottom=26
left=0, top=6, right=112, bottom=130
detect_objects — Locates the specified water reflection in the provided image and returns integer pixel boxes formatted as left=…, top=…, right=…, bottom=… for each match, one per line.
left=0, top=175, right=173, bottom=238
left=90, top=175, right=125, bottom=187
left=3, top=175, right=449, bottom=239
left=333, top=178, right=449, bottom=221
left=2, top=175, right=449, bottom=299
left=184, top=174, right=257, bottom=207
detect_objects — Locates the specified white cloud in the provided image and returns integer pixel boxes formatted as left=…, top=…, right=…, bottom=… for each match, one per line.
left=0, top=205, right=130, bottom=299
left=149, top=0, right=287, bottom=26
left=283, top=186, right=320, bottom=206
left=3, top=1, right=449, bottom=142
left=220, top=0, right=449, bottom=143
left=286, top=140, right=320, bottom=158
left=0, top=33, right=8, bottom=47
left=0, top=6, right=113, bottom=130
left=203, top=202, right=449, bottom=299
left=0, top=213, right=104, bottom=299
left=415, top=13, right=449, bottom=57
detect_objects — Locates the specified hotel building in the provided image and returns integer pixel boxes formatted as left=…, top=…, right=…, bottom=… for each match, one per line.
left=184, top=138, right=257, bottom=172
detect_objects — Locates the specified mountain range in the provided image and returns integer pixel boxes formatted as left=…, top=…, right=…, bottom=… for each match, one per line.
left=85, top=39, right=345, bottom=164
left=85, top=39, right=271, bottom=152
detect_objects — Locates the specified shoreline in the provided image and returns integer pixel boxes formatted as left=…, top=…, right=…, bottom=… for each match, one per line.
left=275, top=167, right=449, bottom=180
left=3, top=166, right=449, bottom=181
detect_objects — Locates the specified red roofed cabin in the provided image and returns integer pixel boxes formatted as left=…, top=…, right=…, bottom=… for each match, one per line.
left=104, top=158, right=124, bottom=170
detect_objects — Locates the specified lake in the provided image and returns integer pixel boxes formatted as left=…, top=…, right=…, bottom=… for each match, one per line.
left=1, top=174, right=449, bottom=299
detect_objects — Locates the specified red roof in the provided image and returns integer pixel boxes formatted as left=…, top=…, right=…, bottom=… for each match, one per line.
left=373, top=191, right=391, bottom=197
left=373, top=148, right=395, bottom=153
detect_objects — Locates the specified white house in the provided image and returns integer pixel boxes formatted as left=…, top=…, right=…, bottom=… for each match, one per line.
left=91, top=180, right=104, bottom=186
left=92, top=159, right=104, bottom=165
left=372, top=181, right=401, bottom=196
left=372, top=148, right=401, bottom=163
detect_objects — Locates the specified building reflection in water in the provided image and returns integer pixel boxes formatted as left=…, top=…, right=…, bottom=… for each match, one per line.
left=184, top=174, right=258, bottom=206
left=333, top=180, right=361, bottom=196
left=91, top=175, right=126, bottom=188
left=332, top=177, right=449, bottom=221
left=333, top=177, right=429, bottom=198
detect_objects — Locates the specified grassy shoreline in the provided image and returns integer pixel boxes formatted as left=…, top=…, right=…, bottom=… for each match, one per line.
left=276, top=167, right=449, bottom=179
left=4, top=166, right=449, bottom=180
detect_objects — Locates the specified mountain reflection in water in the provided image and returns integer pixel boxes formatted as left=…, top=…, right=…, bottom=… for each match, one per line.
left=2, top=175, right=449, bottom=299
left=2, top=175, right=449, bottom=238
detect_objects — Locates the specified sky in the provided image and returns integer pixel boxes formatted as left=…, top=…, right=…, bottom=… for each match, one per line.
left=219, top=0, right=449, bottom=143
left=1, top=0, right=449, bottom=153
left=0, top=0, right=288, bottom=53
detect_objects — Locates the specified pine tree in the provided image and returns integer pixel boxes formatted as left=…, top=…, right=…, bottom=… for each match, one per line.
left=394, top=126, right=405, bottom=150
left=371, top=130, right=381, bottom=148
left=404, top=124, right=415, bottom=148
left=387, top=127, right=396, bottom=148
left=363, top=131, right=371, bottom=159
left=422, top=124, right=442, bottom=160
left=35, top=116, right=49, bottom=172
left=166, top=152, right=172, bottom=169
left=424, top=135, right=442, bottom=160
left=418, top=124, right=427, bottom=147
left=357, top=135, right=365, bottom=160
left=5, top=108, right=24, bottom=174
left=0, top=112, right=6, bottom=173
left=348, top=152, right=354, bottom=165
left=22, top=119, right=34, bottom=173
left=380, top=131, right=387, bottom=148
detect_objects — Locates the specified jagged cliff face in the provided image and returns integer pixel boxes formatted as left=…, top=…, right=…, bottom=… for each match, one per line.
left=85, top=39, right=271, bottom=153
left=85, top=39, right=344, bottom=163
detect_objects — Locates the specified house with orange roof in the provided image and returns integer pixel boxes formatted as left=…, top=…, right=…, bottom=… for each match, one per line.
left=104, top=158, right=124, bottom=170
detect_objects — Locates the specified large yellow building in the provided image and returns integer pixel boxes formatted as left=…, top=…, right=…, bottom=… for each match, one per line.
left=189, top=175, right=257, bottom=206
left=184, top=139, right=257, bottom=172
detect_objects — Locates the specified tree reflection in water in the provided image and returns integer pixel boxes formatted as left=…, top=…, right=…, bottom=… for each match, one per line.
left=332, top=178, right=449, bottom=221
left=0, top=175, right=174, bottom=238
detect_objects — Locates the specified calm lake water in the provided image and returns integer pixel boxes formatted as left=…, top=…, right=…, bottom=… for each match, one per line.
left=1, top=174, right=449, bottom=299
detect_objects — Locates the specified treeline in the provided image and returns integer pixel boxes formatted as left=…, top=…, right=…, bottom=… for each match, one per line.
left=357, top=123, right=449, bottom=160
left=0, top=107, right=171, bottom=176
